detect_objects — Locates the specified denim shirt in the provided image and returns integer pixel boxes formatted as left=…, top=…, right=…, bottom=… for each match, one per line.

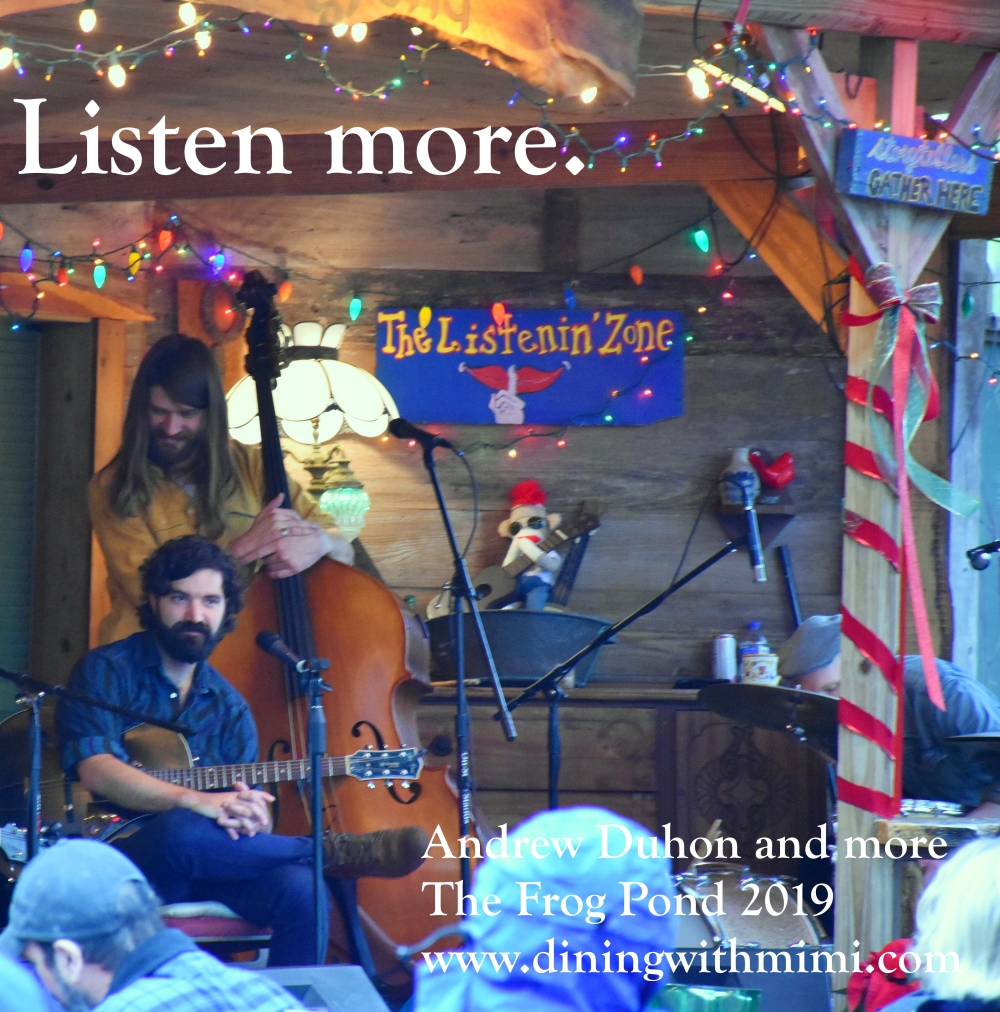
left=902, top=656, right=1000, bottom=806
left=57, top=631, right=258, bottom=776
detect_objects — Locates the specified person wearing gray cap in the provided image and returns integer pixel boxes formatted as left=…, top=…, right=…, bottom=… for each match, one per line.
left=778, top=614, right=1000, bottom=818
left=0, top=839, right=303, bottom=1012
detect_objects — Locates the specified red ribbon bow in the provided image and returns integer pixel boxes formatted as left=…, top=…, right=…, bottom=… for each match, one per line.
left=841, top=256, right=942, bottom=328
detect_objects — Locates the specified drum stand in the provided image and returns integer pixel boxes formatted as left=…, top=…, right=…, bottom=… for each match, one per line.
left=418, top=442, right=516, bottom=898
left=501, top=536, right=750, bottom=808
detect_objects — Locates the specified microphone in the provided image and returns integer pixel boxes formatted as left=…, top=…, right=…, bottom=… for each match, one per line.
left=967, top=539, right=1000, bottom=571
left=255, top=631, right=310, bottom=673
left=742, top=488, right=767, bottom=583
left=388, top=417, right=453, bottom=451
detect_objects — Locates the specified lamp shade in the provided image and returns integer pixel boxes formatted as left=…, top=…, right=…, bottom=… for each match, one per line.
left=226, top=321, right=398, bottom=445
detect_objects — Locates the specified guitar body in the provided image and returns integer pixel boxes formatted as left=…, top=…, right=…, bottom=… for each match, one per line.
left=466, top=565, right=519, bottom=610
left=209, top=557, right=472, bottom=972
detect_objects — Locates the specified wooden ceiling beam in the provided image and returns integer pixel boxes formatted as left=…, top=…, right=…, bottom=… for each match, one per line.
left=0, top=115, right=801, bottom=204
left=703, top=179, right=848, bottom=337
left=644, top=0, right=1000, bottom=50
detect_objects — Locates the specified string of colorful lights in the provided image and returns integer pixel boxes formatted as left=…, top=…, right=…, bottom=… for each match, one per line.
left=0, top=6, right=438, bottom=99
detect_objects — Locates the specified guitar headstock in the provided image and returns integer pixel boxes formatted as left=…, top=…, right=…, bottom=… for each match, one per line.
left=235, top=270, right=281, bottom=384
left=346, top=747, right=424, bottom=783
left=560, top=507, right=602, bottom=541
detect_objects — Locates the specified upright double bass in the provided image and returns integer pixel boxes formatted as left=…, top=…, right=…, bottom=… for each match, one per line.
left=210, top=272, right=473, bottom=978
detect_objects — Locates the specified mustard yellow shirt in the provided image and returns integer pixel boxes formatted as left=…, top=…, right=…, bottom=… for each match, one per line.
left=89, top=441, right=342, bottom=645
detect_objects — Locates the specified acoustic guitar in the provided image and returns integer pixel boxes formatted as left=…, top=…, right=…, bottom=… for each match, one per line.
left=427, top=511, right=601, bottom=618
left=0, top=722, right=423, bottom=864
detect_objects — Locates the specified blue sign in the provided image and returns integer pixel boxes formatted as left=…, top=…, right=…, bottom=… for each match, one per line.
left=835, top=128, right=994, bottom=215
left=375, top=307, right=684, bottom=426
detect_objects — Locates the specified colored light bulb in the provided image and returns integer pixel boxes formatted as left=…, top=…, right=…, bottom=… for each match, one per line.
left=580, top=86, right=597, bottom=104
left=19, top=244, right=32, bottom=272
left=79, top=2, right=96, bottom=33
left=93, top=262, right=106, bottom=288
left=107, top=58, right=126, bottom=88
left=350, top=23, right=367, bottom=41
left=692, top=228, right=710, bottom=253
left=211, top=250, right=225, bottom=275
left=178, top=2, right=197, bottom=26
left=0, top=47, right=13, bottom=71
left=349, top=295, right=362, bottom=321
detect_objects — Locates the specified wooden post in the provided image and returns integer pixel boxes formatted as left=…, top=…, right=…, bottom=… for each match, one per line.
left=836, top=279, right=900, bottom=986
left=756, top=30, right=1000, bottom=993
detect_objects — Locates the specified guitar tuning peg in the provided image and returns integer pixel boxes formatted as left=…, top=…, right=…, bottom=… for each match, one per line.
left=367, top=782, right=376, bottom=790
left=400, top=781, right=410, bottom=789
left=384, top=780, right=394, bottom=788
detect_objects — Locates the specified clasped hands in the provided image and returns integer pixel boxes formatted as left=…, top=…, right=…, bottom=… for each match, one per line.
left=215, top=782, right=274, bottom=840
left=228, top=494, right=350, bottom=578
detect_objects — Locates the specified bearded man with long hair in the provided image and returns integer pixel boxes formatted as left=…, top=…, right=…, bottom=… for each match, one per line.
left=90, top=334, right=353, bottom=645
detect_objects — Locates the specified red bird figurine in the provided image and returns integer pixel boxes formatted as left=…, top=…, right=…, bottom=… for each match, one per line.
left=749, top=450, right=795, bottom=489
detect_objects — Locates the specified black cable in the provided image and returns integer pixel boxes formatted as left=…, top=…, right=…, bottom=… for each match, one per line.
left=670, top=480, right=720, bottom=587
left=586, top=211, right=713, bottom=274
left=692, top=0, right=705, bottom=53
left=451, top=448, right=479, bottom=559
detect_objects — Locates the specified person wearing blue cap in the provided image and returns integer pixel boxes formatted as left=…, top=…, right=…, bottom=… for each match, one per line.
left=56, top=535, right=427, bottom=967
left=0, top=839, right=303, bottom=1011
left=413, top=807, right=679, bottom=1012
left=778, top=614, right=1000, bottom=817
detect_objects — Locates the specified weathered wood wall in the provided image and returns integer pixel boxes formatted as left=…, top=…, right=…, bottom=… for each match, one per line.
left=5, top=185, right=848, bottom=680
left=9, top=181, right=963, bottom=681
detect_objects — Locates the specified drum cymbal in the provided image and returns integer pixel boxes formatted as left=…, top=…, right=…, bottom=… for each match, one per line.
left=698, top=682, right=838, bottom=763
left=947, top=732, right=1000, bottom=748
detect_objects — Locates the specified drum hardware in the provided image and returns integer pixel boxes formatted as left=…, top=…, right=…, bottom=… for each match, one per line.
left=698, top=682, right=838, bottom=765
left=673, top=862, right=828, bottom=950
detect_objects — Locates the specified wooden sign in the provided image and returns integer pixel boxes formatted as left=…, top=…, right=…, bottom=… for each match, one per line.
left=835, top=128, right=994, bottom=215
left=375, top=307, right=684, bottom=426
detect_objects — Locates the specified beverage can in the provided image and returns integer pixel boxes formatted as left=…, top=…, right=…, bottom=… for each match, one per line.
left=741, top=653, right=780, bottom=686
left=712, top=634, right=738, bottom=682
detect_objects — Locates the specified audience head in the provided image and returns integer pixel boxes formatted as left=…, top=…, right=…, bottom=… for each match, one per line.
left=777, top=614, right=842, bottom=696
left=0, top=840, right=163, bottom=1011
left=915, top=837, right=1000, bottom=1000
left=414, top=806, right=677, bottom=1012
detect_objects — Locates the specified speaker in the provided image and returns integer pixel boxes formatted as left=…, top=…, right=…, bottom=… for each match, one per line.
left=256, top=965, right=390, bottom=1012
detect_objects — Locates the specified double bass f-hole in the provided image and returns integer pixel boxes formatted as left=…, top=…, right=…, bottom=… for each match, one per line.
left=351, top=721, right=423, bottom=806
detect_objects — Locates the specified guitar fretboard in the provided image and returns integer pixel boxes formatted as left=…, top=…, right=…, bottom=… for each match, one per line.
left=146, top=756, right=349, bottom=792
left=503, top=530, right=572, bottom=578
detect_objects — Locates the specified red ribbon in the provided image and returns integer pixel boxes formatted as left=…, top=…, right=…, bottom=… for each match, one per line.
left=844, top=441, right=885, bottom=481
left=842, top=309, right=885, bottom=328
left=839, top=698, right=896, bottom=759
left=836, top=778, right=899, bottom=820
left=844, top=510, right=900, bottom=571
left=840, top=605, right=901, bottom=693
left=845, top=376, right=895, bottom=426
left=893, top=308, right=945, bottom=710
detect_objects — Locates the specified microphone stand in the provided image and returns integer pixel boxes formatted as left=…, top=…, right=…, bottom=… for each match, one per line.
left=0, top=668, right=191, bottom=861
left=496, top=537, right=749, bottom=806
left=303, top=659, right=331, bottom=967
left=418, top=442, right=516, bottom=899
